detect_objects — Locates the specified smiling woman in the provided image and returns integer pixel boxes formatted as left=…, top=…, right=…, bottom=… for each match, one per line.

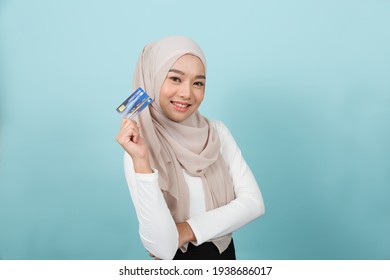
left=160, top=55, right=206, bottom=122
left=115, top=36, right=265, bottom=260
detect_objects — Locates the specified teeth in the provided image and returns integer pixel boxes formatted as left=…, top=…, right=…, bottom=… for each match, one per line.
left=173, top=102, right=189, bottom=108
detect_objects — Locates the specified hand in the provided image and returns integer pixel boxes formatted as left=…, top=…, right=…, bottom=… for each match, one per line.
left=116, top=118, right=153, bottom=173
left=148, top=252, right=161, bottom=260
left=176, top=222, right=196, bottom=248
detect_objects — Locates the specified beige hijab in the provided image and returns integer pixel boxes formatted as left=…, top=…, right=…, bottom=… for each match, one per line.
left=133, top=36, right=235, bottom=253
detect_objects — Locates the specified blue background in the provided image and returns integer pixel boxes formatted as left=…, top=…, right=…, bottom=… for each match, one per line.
left=1, top=0, right=389, bottom=260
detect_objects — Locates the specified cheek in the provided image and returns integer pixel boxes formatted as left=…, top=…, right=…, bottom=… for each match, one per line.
left=161, top=80, right=178, bottom=95
left=159, top=83, right=171, bottom=105
left=195, top=91, right=205, bottom=104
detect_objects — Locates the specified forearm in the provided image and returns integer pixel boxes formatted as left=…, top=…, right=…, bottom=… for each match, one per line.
left=187, top=181, right=264, bottom=244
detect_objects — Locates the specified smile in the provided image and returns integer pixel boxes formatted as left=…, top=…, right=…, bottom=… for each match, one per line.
left=171, top=101, right=191, bottom=111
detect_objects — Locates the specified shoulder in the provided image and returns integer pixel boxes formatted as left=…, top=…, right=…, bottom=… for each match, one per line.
left=209, top=119, right=236, bottom=148
left=209, top=119, right=230, bottom=136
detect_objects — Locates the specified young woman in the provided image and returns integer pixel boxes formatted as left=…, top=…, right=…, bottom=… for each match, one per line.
left=116, top=36, right=265, bottom=260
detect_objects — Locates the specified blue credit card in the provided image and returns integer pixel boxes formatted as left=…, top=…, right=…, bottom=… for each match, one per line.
left=116, top=88, right=152, bottom=119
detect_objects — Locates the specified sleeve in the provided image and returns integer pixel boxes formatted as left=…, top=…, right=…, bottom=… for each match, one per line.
left=124, top=152, right=178, bottom=260
left=186, top=120, right=265, bottom=245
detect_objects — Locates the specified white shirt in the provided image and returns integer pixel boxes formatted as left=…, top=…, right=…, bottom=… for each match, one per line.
left=124, top=120, right=265, bottom=259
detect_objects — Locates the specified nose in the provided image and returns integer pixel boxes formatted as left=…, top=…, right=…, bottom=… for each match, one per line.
left=178, top=83, right=192, bottom=100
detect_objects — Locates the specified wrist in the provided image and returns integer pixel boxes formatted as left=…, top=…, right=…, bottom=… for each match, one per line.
left=181, top=222, right=196, bottom=244
left=133, top=158, right=153, bottom=174
left=188, top=224, right=196, bottom=242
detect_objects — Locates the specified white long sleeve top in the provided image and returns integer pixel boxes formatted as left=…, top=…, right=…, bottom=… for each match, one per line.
left=124, top=120, right=265, bottom=260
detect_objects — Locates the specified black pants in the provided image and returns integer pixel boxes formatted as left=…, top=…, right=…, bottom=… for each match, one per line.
left=173, top=239, right=236, bottom=260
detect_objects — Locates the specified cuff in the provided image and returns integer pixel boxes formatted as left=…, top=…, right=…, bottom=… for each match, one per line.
left=186, top=217, right=204, bottom=246
left=135, top=168, right=158, bottom=183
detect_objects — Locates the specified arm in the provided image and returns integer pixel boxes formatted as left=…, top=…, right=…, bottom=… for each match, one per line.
left=186, top=120, right=265, bottom=245
left=117, top=118, right=178, bottom=259
left=124, top=153, right=179, bottom=260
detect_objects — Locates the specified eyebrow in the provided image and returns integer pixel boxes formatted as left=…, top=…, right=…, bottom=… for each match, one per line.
left=169, top=68, right=206, bottom=80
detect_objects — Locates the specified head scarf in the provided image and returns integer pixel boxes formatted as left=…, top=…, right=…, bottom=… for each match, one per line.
left=133, top=36, right=235, bottom=253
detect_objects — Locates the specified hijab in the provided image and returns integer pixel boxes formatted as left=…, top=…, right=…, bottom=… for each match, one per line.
left=133, top=36, right=235, bottom=253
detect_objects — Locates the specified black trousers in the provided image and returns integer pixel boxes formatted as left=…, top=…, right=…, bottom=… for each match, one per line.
left=173, top=239, right=236, bottom=260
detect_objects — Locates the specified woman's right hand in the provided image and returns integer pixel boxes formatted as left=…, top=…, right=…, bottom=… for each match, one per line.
left=116, top=118, right=153, bottom=174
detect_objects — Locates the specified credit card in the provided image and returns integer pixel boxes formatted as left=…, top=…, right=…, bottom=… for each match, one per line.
left=116, top=87, right=152, bottom=119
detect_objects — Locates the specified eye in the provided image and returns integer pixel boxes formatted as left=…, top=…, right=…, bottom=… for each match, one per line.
left=169, top=76, right=181, bottom=83
left=194, top=81, right=205, bottom=87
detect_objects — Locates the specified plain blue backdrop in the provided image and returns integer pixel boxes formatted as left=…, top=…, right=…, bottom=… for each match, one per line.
left=0, top=0, right=389, bottom=259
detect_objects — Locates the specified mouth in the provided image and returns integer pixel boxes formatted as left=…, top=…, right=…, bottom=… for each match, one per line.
left=171, top=101, right=191, bottom=111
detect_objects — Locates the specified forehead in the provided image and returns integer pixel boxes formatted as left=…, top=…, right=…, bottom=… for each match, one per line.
left=171, top=54, right=205, bottom=74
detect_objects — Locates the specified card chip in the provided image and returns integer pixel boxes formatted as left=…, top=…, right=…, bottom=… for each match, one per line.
left=118, top=104, right=126, bottom=112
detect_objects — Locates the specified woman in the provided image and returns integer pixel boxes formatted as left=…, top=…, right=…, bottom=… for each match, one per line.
left=116, top=36, right=265, bottom=260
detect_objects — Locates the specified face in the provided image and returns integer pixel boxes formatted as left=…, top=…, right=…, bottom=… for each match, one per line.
left=159, top=54, right=206, bottom=122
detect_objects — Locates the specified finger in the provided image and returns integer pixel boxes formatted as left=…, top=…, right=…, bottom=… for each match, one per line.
left=121, top=122, right=140, bottom=138
left=128, top=119, right=138, bottom=127
left=120, top=117, right=128, bottom=129
left=126, top=128, right=140, bottom=143
left=132, top=135, right=139, bottom=144
left=117, top=130, right=139, bottom=146
left=121, top=118, right=138, bottom=129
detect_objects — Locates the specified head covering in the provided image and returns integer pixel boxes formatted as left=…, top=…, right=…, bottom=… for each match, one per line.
left=133, top=36, right=235, bottom=253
